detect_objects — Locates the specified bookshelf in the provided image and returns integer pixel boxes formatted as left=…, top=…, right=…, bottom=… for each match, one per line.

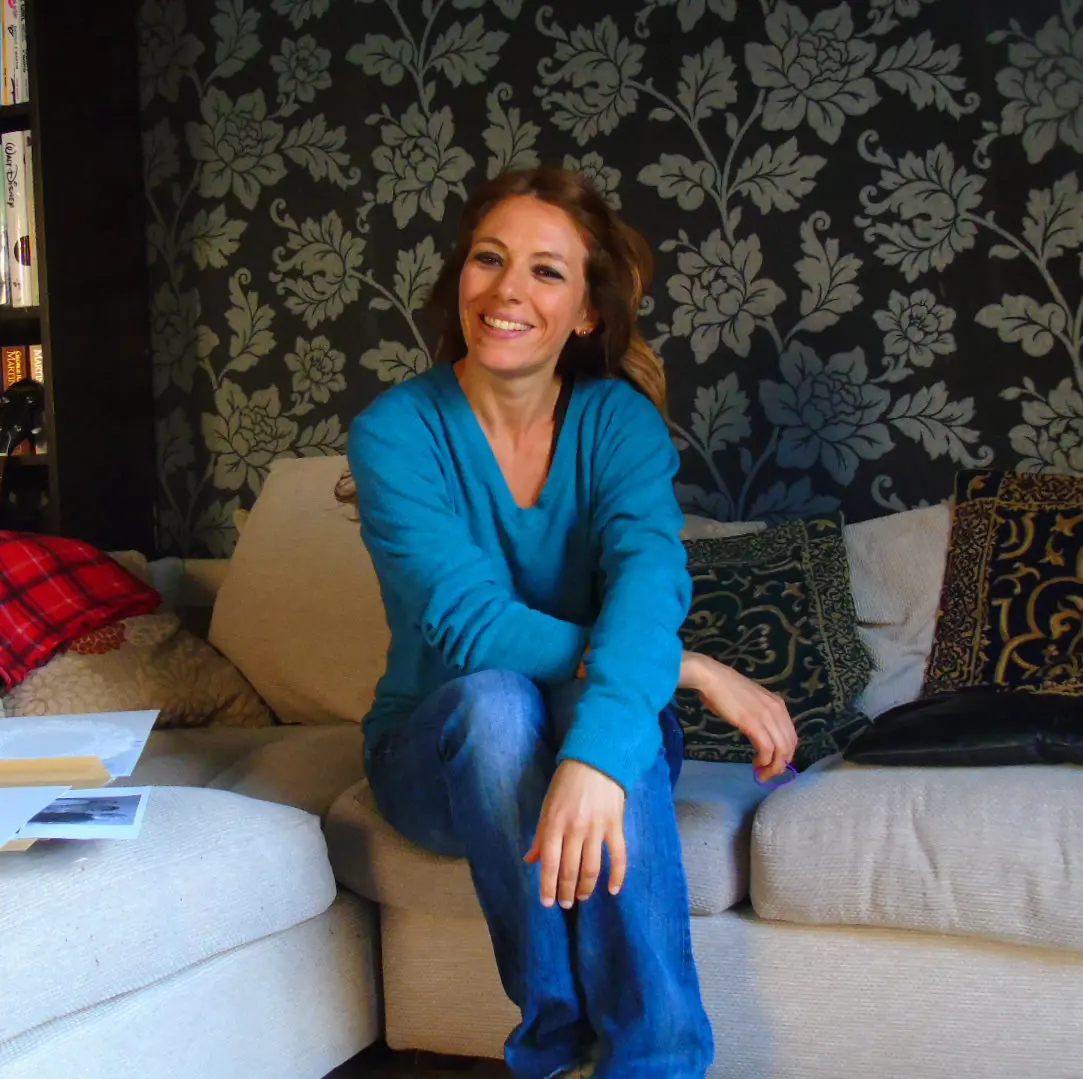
left=0, top=0, right=155, bottom=553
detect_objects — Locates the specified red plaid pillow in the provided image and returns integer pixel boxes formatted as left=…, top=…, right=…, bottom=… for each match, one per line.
left=0, top=531, right=161, bottom=690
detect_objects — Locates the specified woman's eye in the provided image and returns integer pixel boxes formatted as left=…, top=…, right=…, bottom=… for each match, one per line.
left=473, top=251, right=501, bottom=266
left=534, top=265, right=564, bottom=281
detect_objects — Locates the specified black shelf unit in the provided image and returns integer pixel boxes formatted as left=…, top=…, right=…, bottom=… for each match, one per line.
left=1, top=0, right=155, bottom=553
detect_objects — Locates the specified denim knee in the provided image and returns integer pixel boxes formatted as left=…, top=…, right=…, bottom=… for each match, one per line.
left=436, top=669, right=548, bottom=775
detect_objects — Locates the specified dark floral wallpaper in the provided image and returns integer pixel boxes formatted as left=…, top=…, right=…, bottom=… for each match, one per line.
left=137, top=0, right=1083, bottom=556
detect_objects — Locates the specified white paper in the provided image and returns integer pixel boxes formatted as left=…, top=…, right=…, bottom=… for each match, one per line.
left=0, top=786, right=71, bottom=846
left=16, top=786, right=151, bottom=841
left=0, top=710, right=159, bottom=778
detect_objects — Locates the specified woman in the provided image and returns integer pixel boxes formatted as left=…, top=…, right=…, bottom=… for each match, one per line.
left=344, top=167, right=797, bottom=1079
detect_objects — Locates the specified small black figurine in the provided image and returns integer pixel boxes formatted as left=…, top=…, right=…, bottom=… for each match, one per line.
left=0, top=377, right=44, bottom=455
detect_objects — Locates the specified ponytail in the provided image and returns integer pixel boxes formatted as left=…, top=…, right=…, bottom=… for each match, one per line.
left=605, top=215, right=667, bottom=415
left=618, top=332, right=667, bottom=416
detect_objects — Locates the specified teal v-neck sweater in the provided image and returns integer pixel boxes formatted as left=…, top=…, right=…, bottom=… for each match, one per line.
left=347, top=363, right=691, bottom=791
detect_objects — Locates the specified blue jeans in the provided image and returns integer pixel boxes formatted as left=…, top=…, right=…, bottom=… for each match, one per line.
left=364, top=669, right=714, bottom=1079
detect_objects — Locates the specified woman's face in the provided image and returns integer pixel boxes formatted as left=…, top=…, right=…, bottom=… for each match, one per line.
left=459, top=195, right=593, bottom=379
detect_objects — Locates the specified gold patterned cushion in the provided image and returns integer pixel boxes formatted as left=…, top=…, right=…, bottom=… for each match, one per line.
left=676, top=514, right=872, bottom=769
left=924, top=469, right=1083, bottom=696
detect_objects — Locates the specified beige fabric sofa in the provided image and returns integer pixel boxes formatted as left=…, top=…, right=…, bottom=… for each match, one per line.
left=6, top=451, right=1082, bottom=1079
left=202, top=456, right=1083, bottom=1079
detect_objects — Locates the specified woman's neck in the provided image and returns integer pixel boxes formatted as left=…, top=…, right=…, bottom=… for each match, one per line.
left=454, top=358, right=562, bottom=443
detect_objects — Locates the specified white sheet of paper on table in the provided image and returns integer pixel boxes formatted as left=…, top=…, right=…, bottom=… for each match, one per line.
left=16, top=786, right=151, bottom=841
left=0, top=710, right=159, bottom=778
left=0, top=786, right=72, bottom=846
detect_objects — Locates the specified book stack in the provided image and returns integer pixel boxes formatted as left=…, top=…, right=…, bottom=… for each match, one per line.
left=0, top=709, right=156, bottom=851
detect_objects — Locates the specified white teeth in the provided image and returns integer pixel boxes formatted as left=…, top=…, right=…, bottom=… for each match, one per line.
left=482, top=315, right=531, bottom=332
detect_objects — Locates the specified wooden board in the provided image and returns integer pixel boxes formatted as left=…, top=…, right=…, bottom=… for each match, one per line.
left=0, top=754, right=110, bottom=788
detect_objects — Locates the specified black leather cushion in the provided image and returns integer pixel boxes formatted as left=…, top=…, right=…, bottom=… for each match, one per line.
left=843, top=686, right=1083, bottom=766
left=924, top=469, right=1083, bottom=698
left=677, top=513, right=871, bottom=769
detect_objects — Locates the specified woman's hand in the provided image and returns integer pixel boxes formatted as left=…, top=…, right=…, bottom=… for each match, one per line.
left=524, top=759, right=626, bottom=908
left=680, top=652, right=797, bottom=780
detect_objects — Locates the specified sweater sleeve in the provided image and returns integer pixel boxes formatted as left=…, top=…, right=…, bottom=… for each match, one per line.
left=348, top=399, right=589, bottom=684
left=555, top=384, right=691, bottom=792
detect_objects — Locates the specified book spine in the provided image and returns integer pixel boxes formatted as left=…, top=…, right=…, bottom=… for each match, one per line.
left=28, top=340, right=43, bottom=454
left=0, top=174, right=9, bottom=308
left=1, top=0, right=14, bottom=107
left=2, top=130, right=30, bottom=307
left=14, top=0, right=25, bottom=103
left=0, top=1, right=8, bottom=107
left=2, top=342, right=26, bottom=387
left=23, top=128, right=34, bottom=303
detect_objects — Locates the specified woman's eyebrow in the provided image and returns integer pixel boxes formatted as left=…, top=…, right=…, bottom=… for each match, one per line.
left=473, top=237, right=568, bottom=264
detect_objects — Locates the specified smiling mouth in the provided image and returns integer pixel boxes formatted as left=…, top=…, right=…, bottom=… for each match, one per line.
left=481, top=314, right=532, bottom=332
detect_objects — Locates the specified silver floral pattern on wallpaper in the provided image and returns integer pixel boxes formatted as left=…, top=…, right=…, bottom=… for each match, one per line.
left=137, top=0, right=1083, bottom=555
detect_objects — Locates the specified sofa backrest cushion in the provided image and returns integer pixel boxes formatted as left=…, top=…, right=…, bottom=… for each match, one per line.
left=209, top=454, right=390, bottom=726
left=678, top=513, right=873, bottom=768
left=843, top=502, right=951, bottom=717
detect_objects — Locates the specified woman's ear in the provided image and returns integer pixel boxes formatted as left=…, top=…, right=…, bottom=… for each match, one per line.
left=577, top=300, right=599, bottom=336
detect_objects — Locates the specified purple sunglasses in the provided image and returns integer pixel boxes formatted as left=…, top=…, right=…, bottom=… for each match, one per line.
left=753, top=762, right=798, bottom=788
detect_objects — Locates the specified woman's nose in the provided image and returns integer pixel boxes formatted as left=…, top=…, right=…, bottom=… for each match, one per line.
left=493, top=264, right=526, bottom=302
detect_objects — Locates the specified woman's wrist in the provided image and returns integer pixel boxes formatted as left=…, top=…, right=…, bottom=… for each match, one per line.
left=678, top=650, right=711, bottom=691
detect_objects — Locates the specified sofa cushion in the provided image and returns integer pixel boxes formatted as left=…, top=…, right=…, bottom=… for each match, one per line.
left=677, top=514, right=872, bottom=768
left=128, top=726, right=299, bottom=787
left=844, top=503, right=951, bottom=717
left=4, top=611, right=274, bottom=730
left=0, top=895, right=380, bottom=1079
left=0, top=785, right=336, bottom=1043
left=750, top=762, right=1083, bottom=953
left=131, top=723, right=366, bottom=819
left=324, top=760, right=772, bottom=918
left=925, top=469, right=1083, bottom=698
left=0, top=532, right=161, bottom=691
left=209, top=454, right=390, bottom=726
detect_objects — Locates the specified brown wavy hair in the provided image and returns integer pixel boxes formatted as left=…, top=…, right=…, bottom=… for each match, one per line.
left=336, top=165, right=665, bottom=505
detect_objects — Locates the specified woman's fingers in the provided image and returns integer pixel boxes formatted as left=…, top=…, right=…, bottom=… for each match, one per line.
left=728, top=695, right=780, bottom=774
left=557, top=828, right=585, bottom=909
left=751, top=727, right=783, bottom=778
left=752, top=696, right=796, bottom=779
left=607, top=823, right=627, bottom=896
left=530, top=822, right=625, bottom=907
left=769, top=693, right=798, bottom=767
left=766, top=702, right=791, bottom=775
left=532, top=824, right=567, bottom=909
left=750, top=715, right=775, bottom=765
left=577, top=825, right=605, bottom=902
